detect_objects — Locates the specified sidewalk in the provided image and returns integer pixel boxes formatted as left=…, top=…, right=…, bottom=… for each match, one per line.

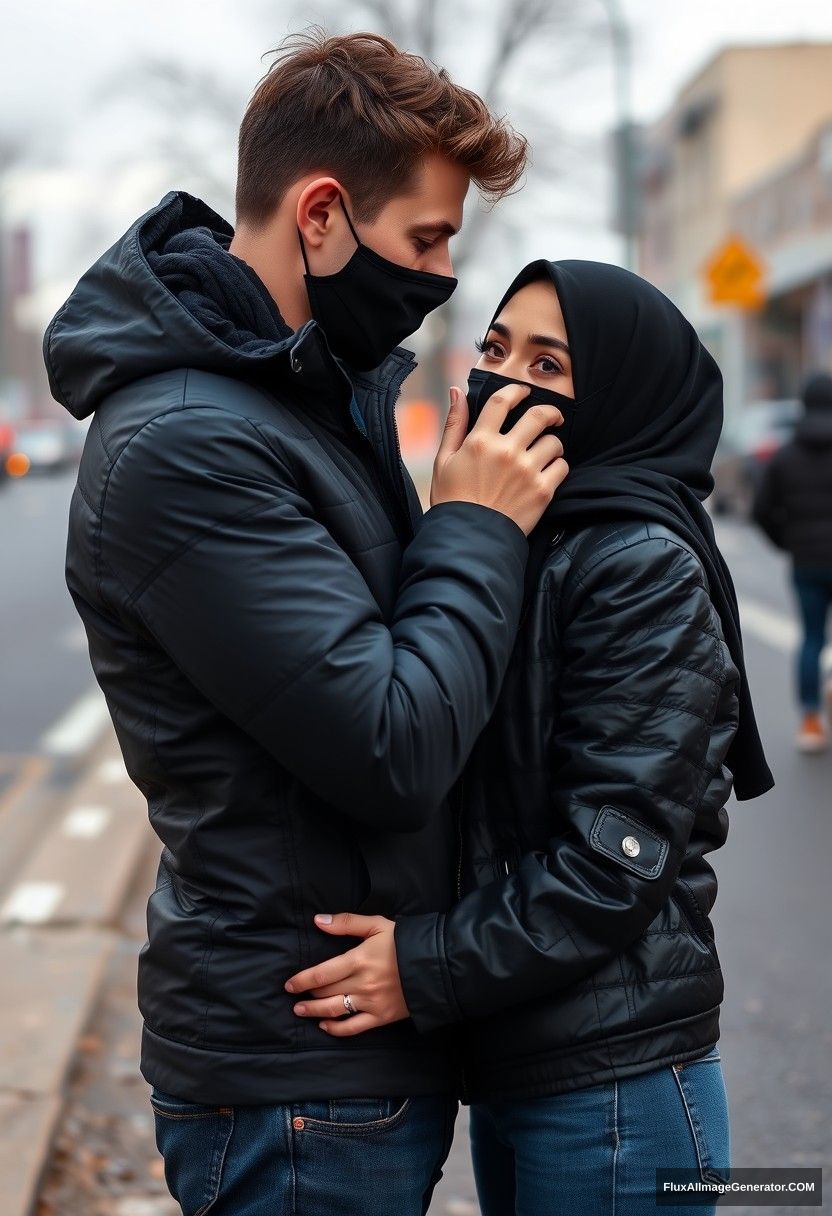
left=0, top=731, right=151, bottom=1216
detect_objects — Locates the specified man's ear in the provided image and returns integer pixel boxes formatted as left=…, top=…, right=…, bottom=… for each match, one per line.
left=297, top=177, right=345, bottom=250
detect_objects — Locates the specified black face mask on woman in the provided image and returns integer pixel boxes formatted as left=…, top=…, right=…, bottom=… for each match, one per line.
left=298, top=195, right=458, bottom=372
left=465, top=368, right=577, bottom=458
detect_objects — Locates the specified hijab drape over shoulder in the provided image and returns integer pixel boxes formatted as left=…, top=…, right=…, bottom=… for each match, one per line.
left=492, top=259, right=773, bottom=800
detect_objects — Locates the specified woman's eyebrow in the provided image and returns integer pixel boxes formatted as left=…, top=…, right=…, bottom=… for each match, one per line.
left=489, top=320, right=570, bottom=357
left=528, top=333, right=571, bottom=356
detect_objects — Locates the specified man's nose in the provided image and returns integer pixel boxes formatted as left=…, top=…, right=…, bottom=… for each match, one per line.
left=428, top=246, right=453, bottom=278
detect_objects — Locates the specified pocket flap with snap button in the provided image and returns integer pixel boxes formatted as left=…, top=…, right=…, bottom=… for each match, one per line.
left=589, top=805, right=669, bottom=880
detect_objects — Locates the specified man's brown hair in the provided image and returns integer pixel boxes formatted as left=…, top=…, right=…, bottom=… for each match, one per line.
left=236, top=29, right=528, bottom=225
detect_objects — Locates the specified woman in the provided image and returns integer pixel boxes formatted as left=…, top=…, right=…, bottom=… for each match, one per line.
left=286, top=260, right=774, bottom=1214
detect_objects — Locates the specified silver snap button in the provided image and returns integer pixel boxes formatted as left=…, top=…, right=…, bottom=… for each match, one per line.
left=621, top=835, right=640, bottom=858
left=290, top=352, right=303, bottom=373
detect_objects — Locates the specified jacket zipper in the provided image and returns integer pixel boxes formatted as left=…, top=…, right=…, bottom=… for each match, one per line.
left=373, top=358, right=418, bottom=537
left=452, top=774, right=470, bottom=1103
left=455, top=774, right=465, bottom=900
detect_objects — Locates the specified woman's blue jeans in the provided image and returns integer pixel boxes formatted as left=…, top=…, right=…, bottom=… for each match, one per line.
left=150, top=1087, right=457, bottom=1215
left=469, top=1044, right=730, bottom=1216
left=792, top=566, right=832, bottom=711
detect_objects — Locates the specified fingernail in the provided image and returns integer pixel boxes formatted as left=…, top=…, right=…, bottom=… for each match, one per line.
left=315, top=914, right=333, bottom=924
left=284, top=981, right=295, bottom=992
left=294, top=1004, right=306, bottom=1015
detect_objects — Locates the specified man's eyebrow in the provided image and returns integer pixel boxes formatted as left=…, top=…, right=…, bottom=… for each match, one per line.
left=409, top=220, right=458, bottom=237
left=488, top=319, right=571, bottom=357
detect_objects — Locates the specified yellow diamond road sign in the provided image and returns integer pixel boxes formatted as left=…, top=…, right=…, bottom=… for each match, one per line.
left=704, top=236, right=766, bottom=310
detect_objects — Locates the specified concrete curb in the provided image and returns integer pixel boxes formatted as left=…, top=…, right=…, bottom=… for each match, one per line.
left=0, top=735, right=151, bottom=1216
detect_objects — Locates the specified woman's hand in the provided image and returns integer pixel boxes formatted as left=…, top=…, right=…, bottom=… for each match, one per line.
left=284, top=913, right=409, bottom=1036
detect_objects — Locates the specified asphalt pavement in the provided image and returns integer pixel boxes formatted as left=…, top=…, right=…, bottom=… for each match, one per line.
left=0, top=470, right=828, bottom=1214
left=0, top=470, right=109, bottom=762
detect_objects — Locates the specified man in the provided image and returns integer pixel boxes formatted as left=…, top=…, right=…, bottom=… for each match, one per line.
left=43, top=29, right=567, bottom=1216
left=752, top=371, right=832, bottom=752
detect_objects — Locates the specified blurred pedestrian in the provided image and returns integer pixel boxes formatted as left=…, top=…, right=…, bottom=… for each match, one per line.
left=752, top=372, right=832, bottom=752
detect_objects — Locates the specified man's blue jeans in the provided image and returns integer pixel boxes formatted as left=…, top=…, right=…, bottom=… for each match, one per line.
left=792, top=566, right=832, bottom=711
left=469, top=1044, right=730, bottom=1216
left=150, top=1086, right=457, bottom=1215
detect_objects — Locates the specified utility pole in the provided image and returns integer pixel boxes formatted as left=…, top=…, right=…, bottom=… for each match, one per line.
left=600, top=0, right=636, bottom=270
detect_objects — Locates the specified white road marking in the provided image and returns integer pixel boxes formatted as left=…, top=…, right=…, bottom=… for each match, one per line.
left=738, top=598, right=799, bottom=653
left=60, top=624, right=88, bottom=652
left=96, top=758, right=128, bottom=784
left=40, top=688, right=109, bottom=757
left=62, top=806, right=111, bottom=839
left=0, top=881, right=64, bottom=924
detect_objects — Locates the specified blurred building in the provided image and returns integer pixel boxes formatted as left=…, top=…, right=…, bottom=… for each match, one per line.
left=730, top=120, right=832, bottom=397
left=632, top=42, right=832, bottom=419
left=0, top=222, right=54, bottom=421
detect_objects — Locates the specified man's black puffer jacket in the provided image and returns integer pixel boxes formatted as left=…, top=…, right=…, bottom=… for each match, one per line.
left=394, top=521, right=740, bottom=1102
left=43, top=191, right=529, bottom=1104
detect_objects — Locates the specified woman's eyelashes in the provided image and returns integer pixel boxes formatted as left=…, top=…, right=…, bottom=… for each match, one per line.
left=474, top=335, right=564, bottom=377
left=474, top=335, right=505, bottom=358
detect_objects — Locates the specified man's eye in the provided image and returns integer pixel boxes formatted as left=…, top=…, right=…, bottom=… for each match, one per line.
left=414, top=237, right=435, bottom=253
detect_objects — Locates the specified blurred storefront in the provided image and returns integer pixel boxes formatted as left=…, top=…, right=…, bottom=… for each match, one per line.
left=730, top=121, right=832, bottom=397
left=633, top=42, right=832, bottom=421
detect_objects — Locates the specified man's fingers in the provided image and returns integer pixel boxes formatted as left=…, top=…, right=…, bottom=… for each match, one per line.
left=543, top=457, right=570, bottom=493
left=319, top=1012, right=378, bottom=1037
left=435, top=387, right=468, bottom=464
left=508, top=403, right=565, bottom=449
left=525, top=433, right=564, bottom=469
left=472, top=382, right=531, bottom=431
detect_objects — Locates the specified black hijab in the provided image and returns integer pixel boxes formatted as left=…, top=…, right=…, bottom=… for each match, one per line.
left=489, top=258, right=773, bottom=801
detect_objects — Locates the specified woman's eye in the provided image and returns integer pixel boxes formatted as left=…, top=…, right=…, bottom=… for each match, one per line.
left=475, top=339, right=505, bottom=358
left=534, top=355, right=563, bottom=374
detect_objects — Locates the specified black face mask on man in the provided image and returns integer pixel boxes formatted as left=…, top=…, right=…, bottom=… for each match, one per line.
left=298, top=195, right=458, bottom=372
left=465, top=368, right=577, bottom=458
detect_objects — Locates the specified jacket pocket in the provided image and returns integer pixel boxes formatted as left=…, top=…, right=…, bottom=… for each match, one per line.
left=490, top=845, right=521, bottom=881
left=673, top=881, right=715, bottom=950
left=150, top=1089, right=234, bottom=1215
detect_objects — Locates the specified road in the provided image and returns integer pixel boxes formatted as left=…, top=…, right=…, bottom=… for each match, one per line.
left=0, top=473, right=828, bottom=1214
left=0, top=470, right=106, bottom=759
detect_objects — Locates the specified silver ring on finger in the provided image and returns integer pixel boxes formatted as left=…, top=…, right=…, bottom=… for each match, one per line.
left=343, top=993, right=358, bottom=1016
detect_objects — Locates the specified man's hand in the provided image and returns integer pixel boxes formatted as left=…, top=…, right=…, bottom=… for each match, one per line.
left=430, top=384, right=569, bottom=535
left=284, top=914, right=408, bottom=1036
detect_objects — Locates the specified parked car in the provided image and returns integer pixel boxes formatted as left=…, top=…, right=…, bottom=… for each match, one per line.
left=0, top=421, right=14, bottom=485
left=6, top=418, right=82, bottom=475
left=710, top=398, right=800, bottom=517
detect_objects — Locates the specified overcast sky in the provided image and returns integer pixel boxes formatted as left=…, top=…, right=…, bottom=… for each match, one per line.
left=4, top=0, right=832, bottom=324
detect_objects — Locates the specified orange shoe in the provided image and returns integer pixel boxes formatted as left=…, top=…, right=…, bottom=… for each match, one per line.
left=796, top=713, right=829, bottom=753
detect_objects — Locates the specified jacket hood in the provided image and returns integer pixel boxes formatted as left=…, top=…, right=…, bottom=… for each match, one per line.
left=796, top=411, right=832, bottom=448
left=43, top=191, right=324, bottom=420
left=802, top=371, right=832, bottom=412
